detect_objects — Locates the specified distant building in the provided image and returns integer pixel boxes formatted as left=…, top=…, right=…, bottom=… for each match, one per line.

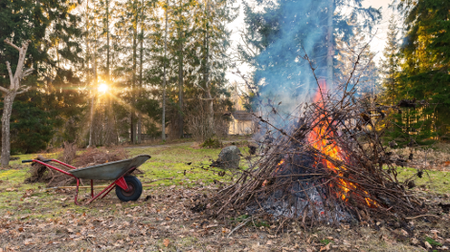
left=229, top=110, right=256, bottom=135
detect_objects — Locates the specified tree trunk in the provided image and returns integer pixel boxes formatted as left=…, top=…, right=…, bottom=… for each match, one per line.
left=89, top=57, right=97, bottom=147
left=104, top=0, right=116, bottom=145
left=326, top=0, right=334, bottom=87
left=138, top=6, right=144, bottom=144
left=1, top=92, right=16, bottom=167
left=178, top=35, right=184, bottom=138
left=162, top=0, right=169, bottom=141
left=131, top=0, right=138, bottom=144
left=204, top=4, right=214, bottom=139
left=1, top=39, right=33, bottom=167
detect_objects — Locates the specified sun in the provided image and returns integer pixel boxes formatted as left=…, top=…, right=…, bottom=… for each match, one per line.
left=98, top=83, right=109, bottom=94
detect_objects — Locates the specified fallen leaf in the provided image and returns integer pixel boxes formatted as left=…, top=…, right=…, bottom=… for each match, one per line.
left=23, top=239, right=33, bottom=245
left=266, top=240, right=272, bottom=245
left=424, top=241, right=432, bottom=249
left=163, top=238, right=170, bottom=247
left=320, top=243, right=331, bottom=251
left=430, top=229, right=439, bottom=239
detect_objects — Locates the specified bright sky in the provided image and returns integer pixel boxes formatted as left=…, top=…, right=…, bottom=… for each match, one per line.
left=362, top=0, right=395, bottom=62
left=226, top=0, right=395, bottom=84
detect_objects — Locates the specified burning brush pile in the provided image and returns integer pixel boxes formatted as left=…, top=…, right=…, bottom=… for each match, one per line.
left=209, top=80, right=426, bottom=226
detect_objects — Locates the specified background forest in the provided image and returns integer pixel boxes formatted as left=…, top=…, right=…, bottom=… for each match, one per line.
left=0, top=0, right=449, bottom=156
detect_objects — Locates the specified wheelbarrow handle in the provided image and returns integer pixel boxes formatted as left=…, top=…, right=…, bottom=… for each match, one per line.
left=22, top=159, right=52, bottom=163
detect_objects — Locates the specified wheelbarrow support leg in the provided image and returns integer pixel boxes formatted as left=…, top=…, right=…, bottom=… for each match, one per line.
left=101, top=184, right=116, bottom=199
left=115, top=177, right=129, bottom=191
left=91, top=180, right=94, bottom=198
left=74, top=178, right=81, bottom=206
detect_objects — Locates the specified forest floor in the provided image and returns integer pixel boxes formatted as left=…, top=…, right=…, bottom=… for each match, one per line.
left=0, top=139, right=450, bottom=251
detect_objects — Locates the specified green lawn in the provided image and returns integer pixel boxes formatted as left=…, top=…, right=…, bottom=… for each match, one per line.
left=396, top=166, right=450, bottom=195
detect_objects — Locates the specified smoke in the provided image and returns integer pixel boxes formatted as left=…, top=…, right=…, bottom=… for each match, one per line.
left=247, top=0, right=332, bottom=131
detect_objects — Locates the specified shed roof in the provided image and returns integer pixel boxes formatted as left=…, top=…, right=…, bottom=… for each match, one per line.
left=232, top=110, right=253, bottom=121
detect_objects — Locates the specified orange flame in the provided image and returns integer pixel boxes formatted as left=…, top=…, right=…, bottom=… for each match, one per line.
left=262, top=160, right=285, bottom=187
left=308, top=80, right=377, bottom=208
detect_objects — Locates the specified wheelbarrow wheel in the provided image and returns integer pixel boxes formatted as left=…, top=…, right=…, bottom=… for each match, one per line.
left=115, top=176, right=142, bottom=202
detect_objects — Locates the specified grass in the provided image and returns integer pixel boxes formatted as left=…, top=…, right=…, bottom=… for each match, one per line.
left=0, top=142, right=241, bottom=220
left=396, top=166, right=450, bottom=194
left=1, top=141, right=450, bottom=251
left=128, top=143, right=236, bottom=187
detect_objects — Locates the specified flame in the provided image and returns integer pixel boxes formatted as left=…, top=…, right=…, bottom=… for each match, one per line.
left=262, top=160, right=285, bottom=187
left=308, top=80, right=377, bottom=208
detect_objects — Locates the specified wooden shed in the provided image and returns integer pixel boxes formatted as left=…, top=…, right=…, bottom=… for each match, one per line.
left=229, top=110, right=255, bottom=135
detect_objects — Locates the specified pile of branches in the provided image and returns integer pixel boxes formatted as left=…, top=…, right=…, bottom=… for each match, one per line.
left=208, top=57, right=428, bottom=227
left=73, top=147, right=129, bottom=168
left=25, top=147, right=129, bottom=187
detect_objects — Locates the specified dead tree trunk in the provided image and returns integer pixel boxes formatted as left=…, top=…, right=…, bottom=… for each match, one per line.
left=1, top=39, right=33, bottom=167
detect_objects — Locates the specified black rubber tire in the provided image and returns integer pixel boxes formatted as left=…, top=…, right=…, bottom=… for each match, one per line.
left=115, top=176, right=142, bottom=202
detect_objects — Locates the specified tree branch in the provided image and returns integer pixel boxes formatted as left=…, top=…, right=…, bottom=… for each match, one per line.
left=16, top=86, right=31, bottom=95
left=0, top=86, right=9, bottom=93
left=21, top=68, right=34, bottom=79
left=5, top=61, right=14, bottom=83
left=4, top=38, right=20, bottom=51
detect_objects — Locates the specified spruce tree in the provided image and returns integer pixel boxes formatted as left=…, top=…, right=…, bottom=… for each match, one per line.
left=397, top=0, right=450, bottom=141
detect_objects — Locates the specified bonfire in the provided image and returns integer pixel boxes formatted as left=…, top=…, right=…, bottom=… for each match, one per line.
left=209, top=78, right=426, bottom=226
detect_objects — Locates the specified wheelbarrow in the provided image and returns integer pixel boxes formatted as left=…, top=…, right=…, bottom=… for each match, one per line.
left=22, top=154, right=151, bottom=205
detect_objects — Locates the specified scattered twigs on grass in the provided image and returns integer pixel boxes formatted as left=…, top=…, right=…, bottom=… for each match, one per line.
left=227, top=218, right=252, bottom=238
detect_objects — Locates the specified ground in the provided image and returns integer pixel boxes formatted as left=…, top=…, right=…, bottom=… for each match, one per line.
left=0, top=139, right=449, bottom=251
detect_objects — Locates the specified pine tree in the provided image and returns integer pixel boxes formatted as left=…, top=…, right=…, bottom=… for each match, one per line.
left=381, top=15, right=400, bottom=104
left=397, top=0, right=450, bottom=141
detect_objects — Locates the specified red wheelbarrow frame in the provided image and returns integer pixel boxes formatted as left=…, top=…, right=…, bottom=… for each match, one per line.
left=24, top=159, right=134, bottom=205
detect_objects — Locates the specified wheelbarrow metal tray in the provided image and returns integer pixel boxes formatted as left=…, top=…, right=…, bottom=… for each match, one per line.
left=68, top=154, right=150, bottom=180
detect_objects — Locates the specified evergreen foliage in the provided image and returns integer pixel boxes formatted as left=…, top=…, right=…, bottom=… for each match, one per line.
left=0, top=0, right=83, bottom=154
left=394, top=0, right=450, bottom=142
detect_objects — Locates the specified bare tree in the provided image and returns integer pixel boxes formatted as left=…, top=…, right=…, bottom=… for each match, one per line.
left=1, top=39, right=33, bottom=167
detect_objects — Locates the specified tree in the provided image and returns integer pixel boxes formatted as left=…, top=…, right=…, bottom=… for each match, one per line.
left=190, top=0, right=235, bottom=140
left=1, top=0, right=83, bottom=155
left=379, top=15, right=406, bottom=144
left=0, top=39, right=33, bottom=167
left=381, top=15, right=400, bottom=103
left=162, top=0, right=169, bottom=141
left=8, top=94, right=54, bottom=154
left=396, top=0, right=450, bottom=141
